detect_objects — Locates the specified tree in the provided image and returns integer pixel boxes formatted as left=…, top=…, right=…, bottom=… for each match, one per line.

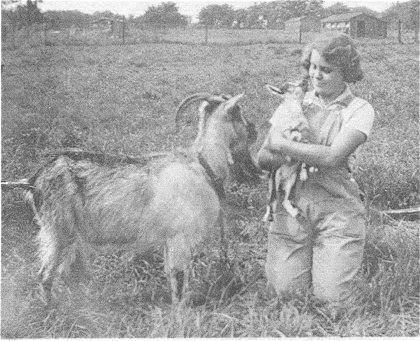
left=141, top=2, right=187, bottom=30
left=351, top=6, right=380, bottom=17
left=322, top=2, right=350, bottom=17
left=383, top=0, right=419, bottom=37
left=408, top=0, right=419, bottom=42
left=2, top=0, right=43, bottom=45
left=2, top=0, right=43, bottom=29
left=244, top=0, right=323, bottom=28
left=232, top=8, right=248, bottom=28
left=198, top=4, right=235, bottom=28
left=92, top=10, right=119, bottom=20
left=24, top=0, right=42, bottom=26
left=43, top=10, right=91, bottom=30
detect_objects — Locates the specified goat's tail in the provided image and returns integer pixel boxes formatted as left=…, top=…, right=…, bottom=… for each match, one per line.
left=2, top=178, right=42, bottom=221
left=1, top=179, right=35, bottom=191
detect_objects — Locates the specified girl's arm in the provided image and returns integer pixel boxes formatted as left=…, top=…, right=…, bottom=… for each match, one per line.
left=266, top=126, right=367, bottom=168
left=257, top=131, right=289, bottom=171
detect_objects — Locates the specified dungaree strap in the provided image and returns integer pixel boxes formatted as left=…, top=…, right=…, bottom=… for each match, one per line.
left=318, top=94, right=355, bottom=146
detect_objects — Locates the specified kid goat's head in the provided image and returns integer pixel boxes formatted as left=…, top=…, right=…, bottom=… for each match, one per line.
left=265, top=77, right=309, bottom=102
left=264, top=77, right=310, bottom=131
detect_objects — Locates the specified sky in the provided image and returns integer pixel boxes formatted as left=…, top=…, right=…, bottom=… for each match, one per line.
left=36, top=0, right=401, bottom=22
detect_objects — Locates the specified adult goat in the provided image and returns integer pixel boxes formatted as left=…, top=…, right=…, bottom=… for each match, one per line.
left=9, top=93, right=260, bottom=304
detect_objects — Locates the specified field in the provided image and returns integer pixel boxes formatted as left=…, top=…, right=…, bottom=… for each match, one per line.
left=1, top=29, right=419, bottom=337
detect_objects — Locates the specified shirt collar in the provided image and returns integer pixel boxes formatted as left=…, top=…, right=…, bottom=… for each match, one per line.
left=303, top=85, right=354, bottom=109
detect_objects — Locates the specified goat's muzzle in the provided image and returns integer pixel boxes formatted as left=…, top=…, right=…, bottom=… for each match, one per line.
left=231, top=150, right=262, bottom=185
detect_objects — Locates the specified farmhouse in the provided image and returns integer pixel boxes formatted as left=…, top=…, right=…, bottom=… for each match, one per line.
left=321, top=12, right=387, bottom=38
left=284, top=16, right=320, bottom=33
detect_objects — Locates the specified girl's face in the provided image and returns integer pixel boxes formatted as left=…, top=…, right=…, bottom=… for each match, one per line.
left=309, top=49, right=346, bottom=103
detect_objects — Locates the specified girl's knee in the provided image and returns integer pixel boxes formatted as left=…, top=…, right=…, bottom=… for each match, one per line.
left=265, top=261, right=311, bottom=296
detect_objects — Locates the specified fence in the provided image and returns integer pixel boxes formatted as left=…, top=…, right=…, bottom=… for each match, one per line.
left=2, top=25, right=418, bottom=50
left=0, top=26, right=324, bottom=49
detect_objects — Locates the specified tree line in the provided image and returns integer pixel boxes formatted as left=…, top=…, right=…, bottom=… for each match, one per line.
left=2, top=0, right=419, bottom=33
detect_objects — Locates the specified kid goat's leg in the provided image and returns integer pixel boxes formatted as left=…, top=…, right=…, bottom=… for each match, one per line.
left=282, top=172, right=299, bottom=217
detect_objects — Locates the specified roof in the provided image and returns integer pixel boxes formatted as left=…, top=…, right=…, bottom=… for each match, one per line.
left=321, top=12, right=384, bottom=23
left=285, top=16, right=318, bottom=23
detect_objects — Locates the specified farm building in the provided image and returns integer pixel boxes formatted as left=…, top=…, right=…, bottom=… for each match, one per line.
left=284, top=16, right=320, bottom=33
left=321, top=12, right=387, bottom=38
left=90, top=17, right=126, bottom=37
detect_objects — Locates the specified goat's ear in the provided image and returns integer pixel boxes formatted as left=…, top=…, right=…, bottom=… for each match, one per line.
left=266, top=83, right=298, bottom=97
left=224, top=93, right=244, bottom=115
left=265, top=84, right=284, bottom=96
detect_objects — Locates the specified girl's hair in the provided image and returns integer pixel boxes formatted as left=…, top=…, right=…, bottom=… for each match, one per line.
left=301, top=33, right=363, bottom=83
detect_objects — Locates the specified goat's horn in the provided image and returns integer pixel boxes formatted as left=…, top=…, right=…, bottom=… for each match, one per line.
left=175, top=93, right=211, bottom=131
left=175, top=93, right=228, bottom=132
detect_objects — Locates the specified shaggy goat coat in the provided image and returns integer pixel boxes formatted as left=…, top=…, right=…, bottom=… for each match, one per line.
left=25, top=93, right=260, bottom=304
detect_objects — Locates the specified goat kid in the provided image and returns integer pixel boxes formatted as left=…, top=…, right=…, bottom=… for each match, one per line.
left=262, top=79, right=316, bottom=220
left=9, top=93, right=260, bottom=305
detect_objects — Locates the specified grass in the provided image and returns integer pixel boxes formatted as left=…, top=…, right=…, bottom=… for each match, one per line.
left=1, top=199, right=418, bottom=337
left=1, top=30, right=419, bottom=337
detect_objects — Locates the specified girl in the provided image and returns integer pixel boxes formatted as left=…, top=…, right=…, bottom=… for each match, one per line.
left=258, top=33, right=375, bottom=304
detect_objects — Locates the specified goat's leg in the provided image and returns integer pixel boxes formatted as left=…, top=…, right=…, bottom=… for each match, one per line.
left=282, top=173, right=299, bottom=217
left=37, top=225, right=64, bottom=304
left=165, top=234, right=191, bottom=304
left=62, top=241, right=90, bottom=298
left=37, top=225, right=83, bottom=304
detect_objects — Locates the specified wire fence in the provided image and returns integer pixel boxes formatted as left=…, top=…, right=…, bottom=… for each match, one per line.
left=2, top=25, right=417, bottom=50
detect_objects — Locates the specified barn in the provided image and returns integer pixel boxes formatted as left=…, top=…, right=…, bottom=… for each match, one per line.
left=285, top=16, right=320, bottom=33
left=321, top=12, right=387, bottom=38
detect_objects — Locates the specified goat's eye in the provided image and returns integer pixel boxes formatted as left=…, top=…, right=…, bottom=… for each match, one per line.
left=205, top=102, right=219, bottom=114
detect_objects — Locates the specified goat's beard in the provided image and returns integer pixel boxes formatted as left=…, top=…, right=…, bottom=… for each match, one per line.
left=231, top=151, right=262, bottom=185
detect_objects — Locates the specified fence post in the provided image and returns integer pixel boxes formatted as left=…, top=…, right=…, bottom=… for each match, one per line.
left=398, top=19, right=403, bottom=44
left=205, top=24, right=208, bottom=45
left=11, top=23, right=16, bottom=49
left=122, top=16, right=125, bottom=44
left=299, top=21, right=302, bottom=44
left=43, top=22, right=47, bottom=45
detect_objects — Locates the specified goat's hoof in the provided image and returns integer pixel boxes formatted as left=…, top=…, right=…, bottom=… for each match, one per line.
left=38, top=284, right=53, bottom=307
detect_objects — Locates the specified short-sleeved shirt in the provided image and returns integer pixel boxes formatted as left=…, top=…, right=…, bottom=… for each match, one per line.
left=302, top=85, right=375, bottom=172
left=302, top=85, right=375, bottom=142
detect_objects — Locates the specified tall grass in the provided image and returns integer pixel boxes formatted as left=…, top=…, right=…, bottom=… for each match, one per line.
left=1, top=200, right=418, bottom=337
left=1, top=33, right=419, bottom=337
left=2, top=35, right=418, bottom=208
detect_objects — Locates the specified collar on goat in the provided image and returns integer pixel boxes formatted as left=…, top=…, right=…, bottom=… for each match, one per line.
left=198, top=153, right=226, bottom=200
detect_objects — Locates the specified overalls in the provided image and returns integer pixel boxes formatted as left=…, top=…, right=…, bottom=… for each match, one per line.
left=265, top=93, right=366, bottom=303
